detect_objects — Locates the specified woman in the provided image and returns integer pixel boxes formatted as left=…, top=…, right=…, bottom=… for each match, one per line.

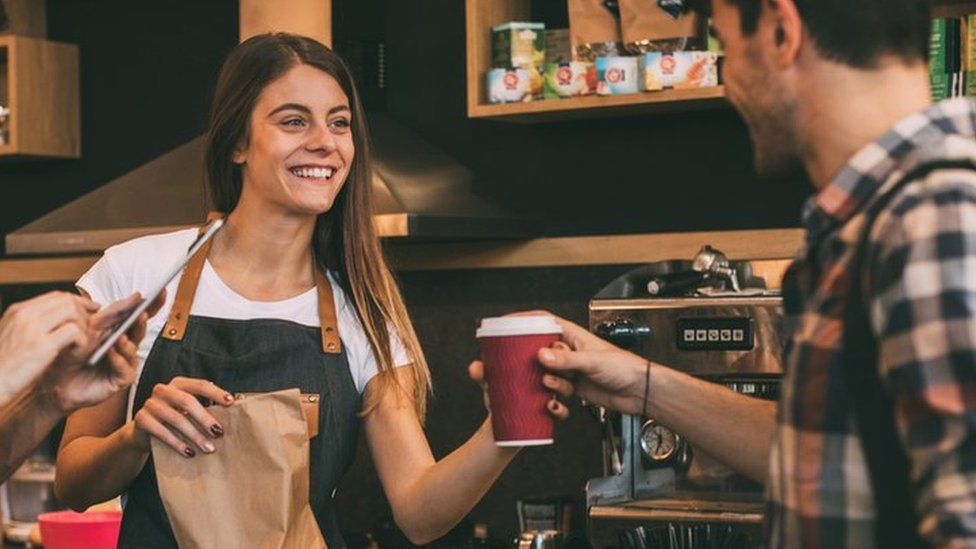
left=54, top=33, right=567, bottom=548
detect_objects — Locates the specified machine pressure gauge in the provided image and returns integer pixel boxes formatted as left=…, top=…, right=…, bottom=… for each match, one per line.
left=639, top=419, right=681, bottom=463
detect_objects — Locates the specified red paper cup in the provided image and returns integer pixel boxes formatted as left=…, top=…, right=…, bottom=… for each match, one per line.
left=477, top=316, right=562, bottom=446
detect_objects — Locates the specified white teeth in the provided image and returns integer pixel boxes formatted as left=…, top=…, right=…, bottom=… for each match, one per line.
left=291, top=167, right=335, bottom=179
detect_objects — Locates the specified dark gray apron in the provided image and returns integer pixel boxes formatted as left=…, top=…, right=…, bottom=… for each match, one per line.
left=118, top=223, right=360, bottom=548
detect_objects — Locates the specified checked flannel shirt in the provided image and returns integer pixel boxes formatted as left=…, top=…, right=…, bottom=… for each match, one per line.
left=765, top=98, right=976, bottom=548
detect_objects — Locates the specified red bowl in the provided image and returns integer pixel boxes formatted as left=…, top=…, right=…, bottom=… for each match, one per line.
left=38, top=510, right=122, bottom=549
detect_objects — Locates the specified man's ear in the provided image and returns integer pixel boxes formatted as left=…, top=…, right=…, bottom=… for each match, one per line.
left=763, top=0, right=803, bottom=68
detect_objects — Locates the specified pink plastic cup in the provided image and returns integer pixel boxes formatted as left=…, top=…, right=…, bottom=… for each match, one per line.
left=477, top=316, right=562, bottom=446
left=38, top=510, right=122, bottom=549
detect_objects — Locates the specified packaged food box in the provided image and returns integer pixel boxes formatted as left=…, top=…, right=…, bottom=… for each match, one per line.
left=640, top=51, right=718, bottom=91
left=543, top=62, right=596, bottom=99
left=493, top=22, right=546, bottom=70
left=487, top=68, right=533, bottom=104
left=596, top=56, right=640, bottom=95
left=545, top=29, right=572, bottom=64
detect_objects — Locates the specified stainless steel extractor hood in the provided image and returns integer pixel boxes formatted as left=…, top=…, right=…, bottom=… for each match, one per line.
left=5, top=113, right=533, bottom=255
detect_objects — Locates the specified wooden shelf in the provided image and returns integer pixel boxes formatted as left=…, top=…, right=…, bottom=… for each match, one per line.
left=0, top=229, right=803, bottom=285
left=0, top=35, right=80, bottom=160
left=936, top=0, right=976, bottom=17
left=469, top=86, right=726, bottom=122
left=465, top=0, right=724, bottom=122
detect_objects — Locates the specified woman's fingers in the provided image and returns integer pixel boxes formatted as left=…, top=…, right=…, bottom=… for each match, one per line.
left=170, top=376, right=235, bottom=407
left=542, top=374, right=575, bottom=398
left=134, top=409, right=199, bottom=458
left=547, top=399, right=570, bottom=420
left=154, top=382, right=225, bottom=439
left=143, top=397, right=216, bottom=454
left=467, top=360, right=485, bottom=385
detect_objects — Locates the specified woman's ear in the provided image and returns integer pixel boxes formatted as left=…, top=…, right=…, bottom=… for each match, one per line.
left=232, top=146, right=247, bottom=165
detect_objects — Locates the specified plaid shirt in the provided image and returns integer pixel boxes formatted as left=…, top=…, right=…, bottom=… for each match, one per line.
left=766, top=98, right=976, bottom=548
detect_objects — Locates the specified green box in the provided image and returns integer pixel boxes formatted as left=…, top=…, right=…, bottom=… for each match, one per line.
left=931, top=72, right=951, bottom=102
left=930, top=18, right=947, bottom=75
left=492, top=22, right=545, bottom=70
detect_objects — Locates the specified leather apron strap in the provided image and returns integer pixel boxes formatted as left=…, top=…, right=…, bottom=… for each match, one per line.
left=161, top=218, right=341, bottom=355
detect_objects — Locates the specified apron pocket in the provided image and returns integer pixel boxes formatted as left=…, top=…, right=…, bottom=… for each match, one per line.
left=234, top=392, right=321, bottom=439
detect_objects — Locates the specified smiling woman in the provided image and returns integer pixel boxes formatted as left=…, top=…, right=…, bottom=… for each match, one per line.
left=52, top=33, right=568, bottom=549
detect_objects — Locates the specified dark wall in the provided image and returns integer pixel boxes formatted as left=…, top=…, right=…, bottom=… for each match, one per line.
left=0, top=0, right=812, bottom=546
left=0, top=0, right=238, bottom=254
left=383, top=0, right=811, bottom=236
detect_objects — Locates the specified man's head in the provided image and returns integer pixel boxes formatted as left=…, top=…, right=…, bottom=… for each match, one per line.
left=690, top=0, right=932, bottom=177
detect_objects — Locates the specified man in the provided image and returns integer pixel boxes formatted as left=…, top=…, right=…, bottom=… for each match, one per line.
left=534, top=0, right=976, bottom=546
left=0, top=290, right=161, bottom=483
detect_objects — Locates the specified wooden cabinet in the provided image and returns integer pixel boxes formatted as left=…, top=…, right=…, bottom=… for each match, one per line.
left=464, top=0, right=725, bottom=123
left=0, top=35, right=80, bottom=159
left=465, top=0, right=976, bottom=123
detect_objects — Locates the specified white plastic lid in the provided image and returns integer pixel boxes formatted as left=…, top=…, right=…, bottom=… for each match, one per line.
left=475, top=315, right=563, bottom=338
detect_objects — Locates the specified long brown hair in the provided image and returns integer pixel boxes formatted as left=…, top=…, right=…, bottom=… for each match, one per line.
left=204, top=33, right=431, bottom=418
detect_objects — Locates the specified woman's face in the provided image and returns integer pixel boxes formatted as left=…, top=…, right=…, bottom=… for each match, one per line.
left=233, top=63, right=355, bottom=216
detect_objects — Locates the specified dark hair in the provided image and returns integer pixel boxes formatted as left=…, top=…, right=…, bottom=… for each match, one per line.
left=690, top=0, right=932, bottom=68
left=205, top=33, right=431, bottom=418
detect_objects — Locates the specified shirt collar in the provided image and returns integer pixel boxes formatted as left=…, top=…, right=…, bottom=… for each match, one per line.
left=801, top=98, right=976, bottom=244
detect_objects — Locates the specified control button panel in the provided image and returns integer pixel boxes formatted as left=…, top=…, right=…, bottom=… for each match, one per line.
left=676, top=317, right=754, bottom=351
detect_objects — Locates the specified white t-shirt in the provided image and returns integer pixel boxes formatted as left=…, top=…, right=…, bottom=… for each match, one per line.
left=77, top=228, right=409, bottom=418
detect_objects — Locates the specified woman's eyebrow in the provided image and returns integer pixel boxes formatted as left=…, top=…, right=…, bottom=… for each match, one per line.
left=328, top=105, right=351, bottom=115
left=268, top=103, right=312, bottom=117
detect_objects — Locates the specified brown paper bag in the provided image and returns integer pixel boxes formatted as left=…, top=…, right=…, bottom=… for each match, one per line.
left=568, top=0, right=623, bottom=61
left=619, top=0, right=701, bottom=53
left=152, top=389, right=327, bottom=549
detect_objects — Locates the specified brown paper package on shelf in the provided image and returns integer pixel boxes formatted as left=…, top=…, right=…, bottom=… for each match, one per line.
left=568, top=0, right=623, bottom=61
left=619, top=0, right=701, bottom=53
left=151, top=389, right=327, bottom=549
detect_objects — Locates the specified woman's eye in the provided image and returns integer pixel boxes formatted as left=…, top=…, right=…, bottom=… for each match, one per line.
left=282, top=118, right=306, bottom=127
left=329, top=118, right=351, bottom=131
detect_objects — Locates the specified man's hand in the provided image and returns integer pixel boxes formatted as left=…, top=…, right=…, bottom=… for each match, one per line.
left=467, top=360, right=570, bottom=420
left=0, top=292, right=99, bottom=405
left=45, top=291, right=167, bottom=413
left=534, top=314, right=650, bottom=417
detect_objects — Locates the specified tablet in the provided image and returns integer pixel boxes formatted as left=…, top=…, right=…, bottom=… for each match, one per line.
left=86, top=218, right=225, bottom=366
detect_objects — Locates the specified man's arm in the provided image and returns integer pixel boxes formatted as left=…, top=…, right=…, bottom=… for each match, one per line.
left=871, top=176, right=976, bottom=545
left=0, top=380, right=67, bottom=481
left=538, top=319, right=776, bottom=483
left=0, top=292, right=155, bottom=484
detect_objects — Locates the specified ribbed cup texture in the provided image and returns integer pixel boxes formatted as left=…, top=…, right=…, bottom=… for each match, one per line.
left=480, top=333, right=559, bottom=444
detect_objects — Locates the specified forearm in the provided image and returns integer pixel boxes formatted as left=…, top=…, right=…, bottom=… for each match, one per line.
left=55, top=421, right=150, bottom=510
left=641, top=364, right=776, bottom=483
left=395, top=418, right=518, bottom=544
left=0, top=383, right=66, bottom=483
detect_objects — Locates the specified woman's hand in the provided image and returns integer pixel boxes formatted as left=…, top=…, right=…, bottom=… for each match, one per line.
left=131, top=377, right=235, bottom=458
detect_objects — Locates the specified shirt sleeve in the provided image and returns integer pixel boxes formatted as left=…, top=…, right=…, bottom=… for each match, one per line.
left=870, top=176, right=976, bottom=545
left=76, top=249, right=127, bottom=307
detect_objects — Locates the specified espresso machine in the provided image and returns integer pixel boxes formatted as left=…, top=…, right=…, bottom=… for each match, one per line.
left=585, top=247, right=791, bottom=549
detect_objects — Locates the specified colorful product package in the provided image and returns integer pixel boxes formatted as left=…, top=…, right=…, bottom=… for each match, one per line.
left=545, top=29, right=573, bottom=64
left=596, top=56, right=640, bottom=95
left=493, top=22, right=545, bottom=70
left=487, top=68, right=533, bottom=104
left=543, top=62, right=596, bottom=99
left=492, top=22, right=546, bottom=99
left=640, top=51, right=718, bottom=91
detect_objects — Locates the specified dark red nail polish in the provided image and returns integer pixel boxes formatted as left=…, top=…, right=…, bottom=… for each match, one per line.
left=210, top=424, right=224, bottom=437
left=183, top=446, right=196, bottom=458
